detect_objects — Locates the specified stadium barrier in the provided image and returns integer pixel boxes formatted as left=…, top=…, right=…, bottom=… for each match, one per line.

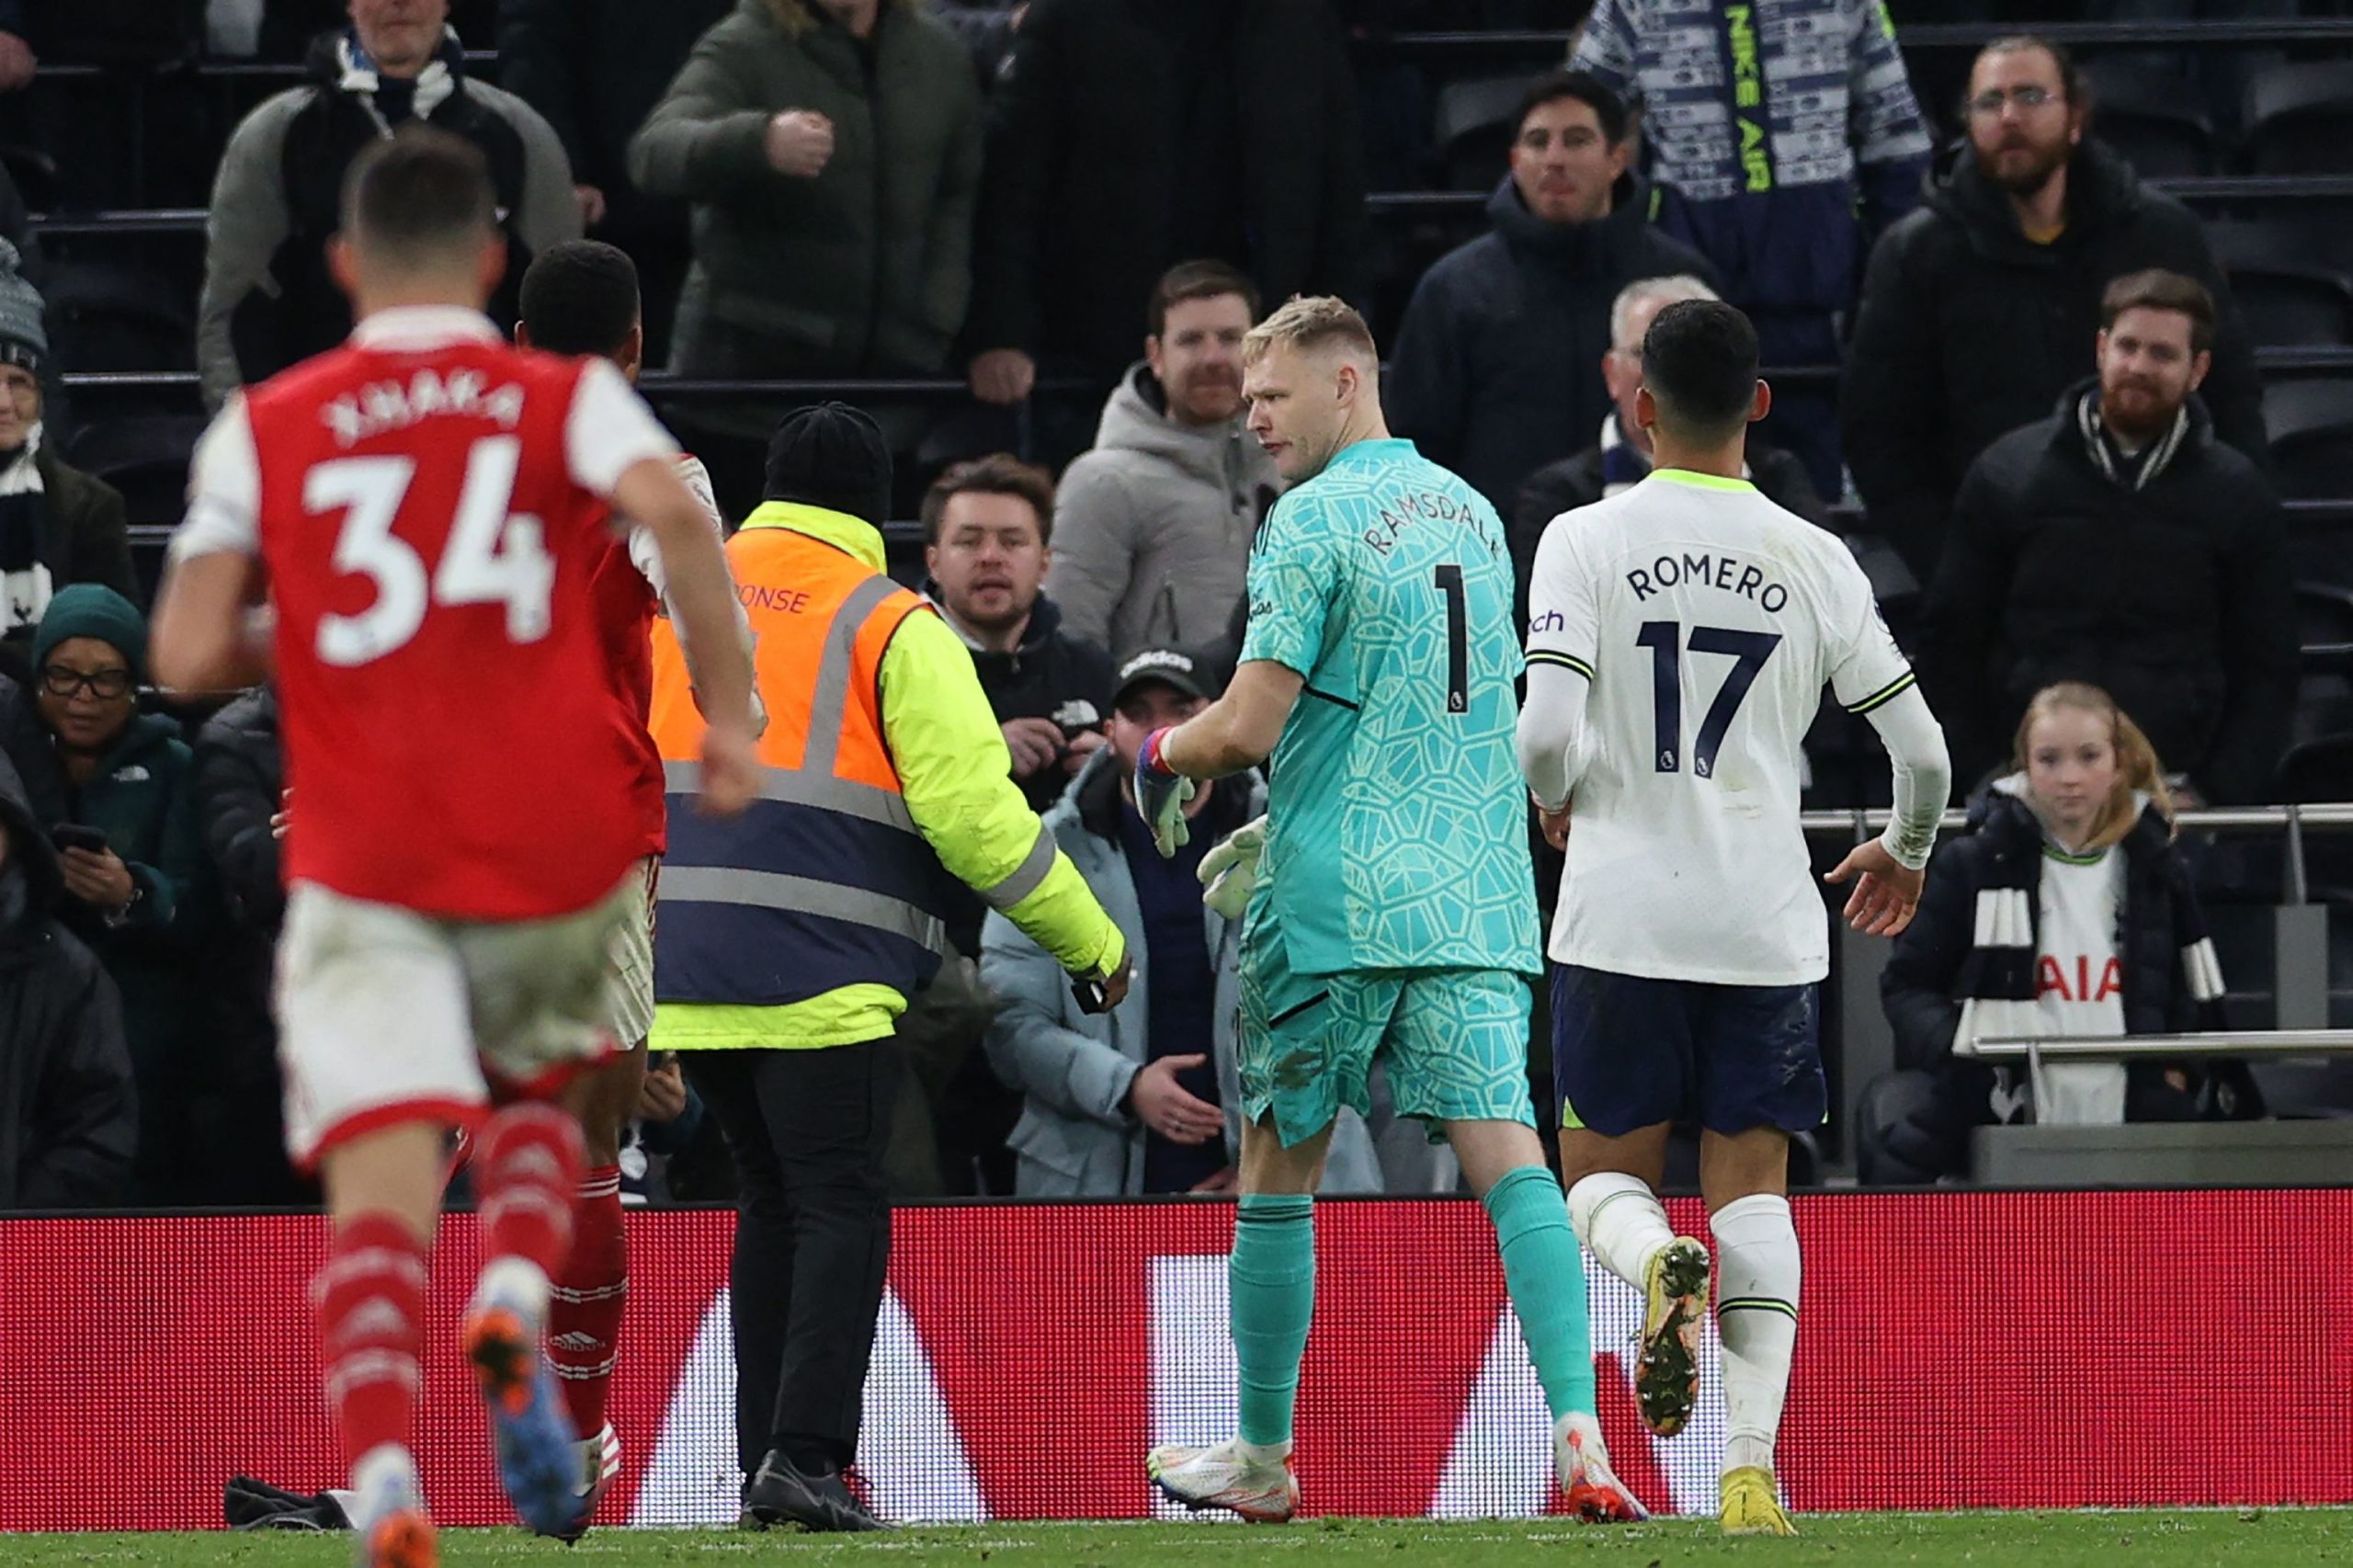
left=3, top=1193, right=2347, bottom=1532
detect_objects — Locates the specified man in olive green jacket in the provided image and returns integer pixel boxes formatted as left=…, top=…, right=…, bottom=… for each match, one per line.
left=627, top=0, right=983, bottom=378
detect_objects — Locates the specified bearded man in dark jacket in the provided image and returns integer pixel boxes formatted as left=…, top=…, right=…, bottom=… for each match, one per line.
left=1918, top=269, right=2295, bottom=807
left=1842, top=37, right=2265, bottom=584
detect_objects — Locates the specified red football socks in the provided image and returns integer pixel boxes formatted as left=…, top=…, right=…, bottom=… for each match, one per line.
left=314, top=1211, right=428, bottom=1467
left=550, top=1165, right=629, bottom=1437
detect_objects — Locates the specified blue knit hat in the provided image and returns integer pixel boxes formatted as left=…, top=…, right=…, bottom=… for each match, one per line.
left=32, top=584, right=146, bottom=679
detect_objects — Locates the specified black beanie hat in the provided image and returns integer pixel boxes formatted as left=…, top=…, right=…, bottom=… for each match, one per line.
left=762, top=401, right=893, bottom=528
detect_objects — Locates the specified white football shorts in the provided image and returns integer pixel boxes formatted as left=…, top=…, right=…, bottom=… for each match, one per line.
left=602, top=857, right=659, bottom=1050
left=277, top=871, right=640, bottom=1169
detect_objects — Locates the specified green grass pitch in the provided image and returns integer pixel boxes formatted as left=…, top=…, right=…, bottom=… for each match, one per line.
left=8, top=1512, right=2352, bottom=1566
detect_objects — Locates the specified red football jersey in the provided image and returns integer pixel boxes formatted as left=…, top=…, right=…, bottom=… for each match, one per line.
left=187, top=308, right=681, bottom=921
left=585, top=453, right=719, bottom=862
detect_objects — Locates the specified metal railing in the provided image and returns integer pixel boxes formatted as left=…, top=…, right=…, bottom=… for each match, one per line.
left=1969, top=1029, right=2353, bottom=1129
left=1359, top=19, right=2353, bottom=54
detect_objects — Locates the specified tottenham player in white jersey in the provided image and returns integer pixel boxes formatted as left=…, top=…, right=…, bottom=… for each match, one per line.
left=1517, top=300, right=1949, bottom=1536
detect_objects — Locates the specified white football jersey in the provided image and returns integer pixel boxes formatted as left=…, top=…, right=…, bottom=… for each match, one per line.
left=1525, top=469, right=1915, bottom=985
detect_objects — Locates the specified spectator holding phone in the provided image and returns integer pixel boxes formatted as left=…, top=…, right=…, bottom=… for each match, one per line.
left=28, top=585, right=210, bottom=1200
left=922, top=455, right=1114, bottom=820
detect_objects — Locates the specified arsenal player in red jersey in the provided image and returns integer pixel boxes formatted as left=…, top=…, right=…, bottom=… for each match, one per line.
left=152, top=127, right=757, bottom=1568
left=511, top=237, right=748, bottom=1534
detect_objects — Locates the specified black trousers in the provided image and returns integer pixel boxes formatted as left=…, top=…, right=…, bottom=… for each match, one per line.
left=685, top=1040, right=900, bottom=1474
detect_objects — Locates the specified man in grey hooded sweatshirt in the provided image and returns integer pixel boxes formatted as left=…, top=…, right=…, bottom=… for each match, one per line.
left=1046, top=260, right=1280, bottom=661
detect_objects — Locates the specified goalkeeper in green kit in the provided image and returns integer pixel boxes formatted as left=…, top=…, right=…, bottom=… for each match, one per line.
left=1131, top=297, right=1642, bottom=1524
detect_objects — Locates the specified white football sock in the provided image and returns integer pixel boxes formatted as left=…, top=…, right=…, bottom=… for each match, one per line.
left=1711, top=1192, right=1800, bottom=1475
left=1565, top=1172, right=1674, bottom=1289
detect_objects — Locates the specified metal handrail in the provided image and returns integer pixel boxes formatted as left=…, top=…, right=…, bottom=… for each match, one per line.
left=1805, top=803, right=2353, bottom=835
left=1972, top=1029, right=2353, bottom=1060
left=1362, top=20, right=2353, bottom=52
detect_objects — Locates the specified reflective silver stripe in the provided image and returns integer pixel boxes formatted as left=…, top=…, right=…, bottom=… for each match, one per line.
left=981, top=822, right=1059, bottom=913
left=802, top=575, right=911, bottom=778
left=658, top=866, right=943, bottom=951
left=662, top=760, right=915, bottom=833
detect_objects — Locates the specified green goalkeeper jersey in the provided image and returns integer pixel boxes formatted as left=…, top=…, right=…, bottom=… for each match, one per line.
left=1237, top=437, right=1541, bottom=979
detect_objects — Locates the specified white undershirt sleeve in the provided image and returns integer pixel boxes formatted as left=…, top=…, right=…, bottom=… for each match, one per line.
left=169, top=396, right=263, bottom=562
left=1863, top=681, right=1950, bottom=870
left=1517, top=660, right=1592, bottom=812
left=565, top=358, right=683, bottom=499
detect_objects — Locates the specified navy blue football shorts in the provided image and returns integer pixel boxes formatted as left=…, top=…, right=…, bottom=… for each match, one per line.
left=1550, top=963, right=1824, bottom=1138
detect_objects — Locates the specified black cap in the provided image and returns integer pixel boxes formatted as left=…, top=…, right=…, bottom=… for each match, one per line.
left=1112, top=646, right=1218, bottom=709
left=763, top=401, right=892, bottom=527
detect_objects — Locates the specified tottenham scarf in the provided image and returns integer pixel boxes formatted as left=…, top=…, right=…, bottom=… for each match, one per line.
left=0, top=424, right=49, bottom=636
left=1952, top=787, right=2223, bottom=1054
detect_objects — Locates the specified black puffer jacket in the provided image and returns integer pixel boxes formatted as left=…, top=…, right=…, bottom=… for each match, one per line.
left=967, top=0, right=1365, bottom=378
left=0, top=750, right=135, bottom=1210
left=193, top=687, right=282, bottom=1061
left=1917, top=383, right=2296, bottom=804
left=1387, top=173, right=1718, bottom=513
left=190, top=687, right=306, bottom=1203
left=1843, top=138, right=2267, bottom=580
left=1883, top=788, right=2217, bottom=1071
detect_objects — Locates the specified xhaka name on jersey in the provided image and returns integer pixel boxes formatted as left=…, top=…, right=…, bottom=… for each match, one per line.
left=318, top=367, right=529, bottom=448
left=1625, top=548, right=1790, bottom=613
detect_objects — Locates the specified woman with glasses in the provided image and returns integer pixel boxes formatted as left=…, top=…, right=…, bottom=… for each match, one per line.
left=0, top=239, right=137, bottom=685
left=28, top=583, right=210, bottom=1200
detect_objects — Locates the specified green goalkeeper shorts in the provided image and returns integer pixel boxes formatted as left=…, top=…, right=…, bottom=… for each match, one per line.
left=1238, top=925, right=1536, bottom=1148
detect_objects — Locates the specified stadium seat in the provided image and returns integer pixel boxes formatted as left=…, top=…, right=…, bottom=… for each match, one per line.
left=2264, top=379, right=2353, bottom=501
left=45, top=258, right=196, bottom=375
left=2243, top=61, right=2353, bottom=176
left=63, top=411, right=209, bottom=528
left=2086, top=66, right=2218, bottom=180
left=2203, top=219, right=2353, bottom=347
left=1430, top=75, right=1529, bottom=193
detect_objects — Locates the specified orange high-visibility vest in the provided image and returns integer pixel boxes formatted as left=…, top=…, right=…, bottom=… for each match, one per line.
left=647, top=522, right=955, bottom=1013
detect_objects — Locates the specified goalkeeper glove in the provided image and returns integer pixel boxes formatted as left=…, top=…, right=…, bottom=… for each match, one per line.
left=1199, top=814, right=1268, bottom=919
left=1134, top=726, right=1197, bottom=858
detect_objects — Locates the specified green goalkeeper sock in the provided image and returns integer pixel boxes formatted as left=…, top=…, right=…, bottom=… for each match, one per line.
left=1230, top=1193, right=1315, bottom=1449
left=1483, top=1165, right=1597, bottom=1422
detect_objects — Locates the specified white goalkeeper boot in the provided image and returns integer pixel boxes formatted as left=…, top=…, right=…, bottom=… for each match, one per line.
left=1147, top=1437, right=1299, bottom=1523
left=1555, top=1412, right=1649, bottom=1523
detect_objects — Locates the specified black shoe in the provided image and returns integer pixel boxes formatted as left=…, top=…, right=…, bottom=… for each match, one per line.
left=744, top=1450, right=888, bottom=1532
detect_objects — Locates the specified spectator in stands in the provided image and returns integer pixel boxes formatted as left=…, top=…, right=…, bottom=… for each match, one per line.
left=1842, top=35, right=2266, bottom=583
left=1571, top=0, right=1933, bottom=497
left=981, top=645, right=1382, bottom=1197
left=1048, top=261, right=1279, bottom=662
left=912, top=452, right=1108, bottom=1193
left=1512, top=273, right=1822, bottom=623
left=199, top=0, right=581, bottom=409
left=0, top=752, right=136, bottom=1210
left=626, top=0, right=983, bottom=383
left=494, top=0, right=733, bottom=363
left=965, top=0, right=1364, bottom=409
left=0, top=5, right=30, bottom=95
left=1386, top=72, right=1714, bottom=515
left=28, top=589, right=209, bottom=1200
left=924, top=454, right=1111, bottom=823
left=1917, top=270, right=2295, bottom=808
left=0, top=245, right=136, bottom=683
left=1862, top=682, right=2261, bottom=1184
left=190, top=686, right=305, bottom=1202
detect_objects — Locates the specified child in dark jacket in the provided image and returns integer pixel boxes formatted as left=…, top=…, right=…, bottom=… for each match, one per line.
left=1863, top=682, right=2261, bottom=1184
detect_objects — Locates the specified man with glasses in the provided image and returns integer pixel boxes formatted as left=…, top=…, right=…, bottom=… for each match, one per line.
left=1843, top=35, right=2266, bottom=586
left=1388, top=72, right=1716, bottom=517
